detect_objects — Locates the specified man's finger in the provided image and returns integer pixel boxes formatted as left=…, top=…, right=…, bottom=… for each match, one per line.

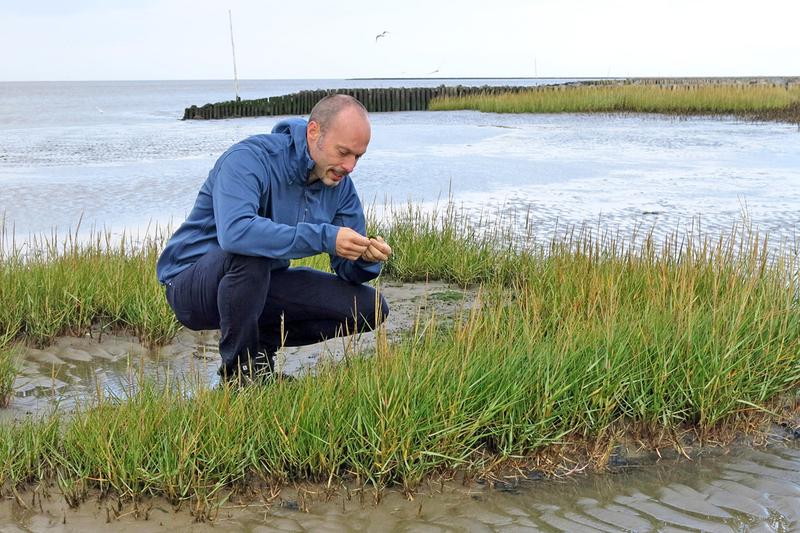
left=361, top=246, right=378, bottom=262
left=371, top=241, right=391, bottom=257
left=369, top=238, right=388, bottom=251
left=353, top=235, right=370, bottom=246
left=367, top=245, right=388, bottom=262
left=347, top=241, right=368, bottom=252
left=372, top=246, right=388, bottom=261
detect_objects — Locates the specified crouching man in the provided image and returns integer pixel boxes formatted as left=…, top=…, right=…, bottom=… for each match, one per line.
left=156, top=94, right=391, bottom=382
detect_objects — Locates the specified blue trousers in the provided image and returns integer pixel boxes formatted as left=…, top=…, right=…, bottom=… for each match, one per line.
left=164, top=248, right=389, bottom=375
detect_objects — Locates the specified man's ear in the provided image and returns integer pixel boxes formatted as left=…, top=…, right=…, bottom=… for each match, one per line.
left=307, top=120, right=320, bottom=144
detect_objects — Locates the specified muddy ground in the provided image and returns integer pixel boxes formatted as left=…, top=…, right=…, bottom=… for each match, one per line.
left=6, top=281, right=477, bottom=420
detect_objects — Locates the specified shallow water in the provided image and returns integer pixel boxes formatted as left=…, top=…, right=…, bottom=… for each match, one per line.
left=3, top=443, right=799, bottom=531
left=255, top=444, right=800, bottom=532
left=3, top=281, right=463, bottom=420
left=1, top=81, right=799, bottom=248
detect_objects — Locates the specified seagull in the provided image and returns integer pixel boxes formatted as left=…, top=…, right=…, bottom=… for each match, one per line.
left=375, top=30, right=389, bottom=42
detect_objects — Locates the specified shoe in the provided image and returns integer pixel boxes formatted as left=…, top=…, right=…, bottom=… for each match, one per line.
left=216, top=365, right=246, bottom=389
left=251, top=346, right=296, bottom=383
left=249, top=359, right=296, bottom=384
left=217, top=349, right=295, bottom=388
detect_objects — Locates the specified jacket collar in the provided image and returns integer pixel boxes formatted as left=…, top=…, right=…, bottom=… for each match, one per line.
left=271, top=118, right=317, bottom=185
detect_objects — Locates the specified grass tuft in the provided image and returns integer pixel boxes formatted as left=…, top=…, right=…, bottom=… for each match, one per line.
left=0, top=226, right=181, bottom=350
left=0, top=345, right=16, bottom=408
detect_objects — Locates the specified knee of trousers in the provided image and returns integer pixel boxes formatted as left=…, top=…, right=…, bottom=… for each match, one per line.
left=224, top=253, right=278, bottom=281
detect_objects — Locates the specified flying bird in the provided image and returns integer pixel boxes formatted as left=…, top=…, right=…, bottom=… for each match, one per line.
left=375, top=30, right=389, bottom=42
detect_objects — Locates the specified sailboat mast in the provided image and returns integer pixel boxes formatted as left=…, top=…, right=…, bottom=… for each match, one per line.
left=229, top=9, right=240, bottom=102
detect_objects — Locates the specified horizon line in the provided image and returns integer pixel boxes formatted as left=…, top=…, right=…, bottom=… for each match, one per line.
left=2, top=75, right=798, bottom=83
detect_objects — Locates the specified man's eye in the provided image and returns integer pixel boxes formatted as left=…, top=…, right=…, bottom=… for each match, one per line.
left=338, top=150, right=348, bottom=156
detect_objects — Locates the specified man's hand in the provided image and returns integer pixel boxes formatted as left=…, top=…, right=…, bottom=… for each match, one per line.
left=361, top=236, right=392, bottom=263
left=335, top=227, right=371, bottom=261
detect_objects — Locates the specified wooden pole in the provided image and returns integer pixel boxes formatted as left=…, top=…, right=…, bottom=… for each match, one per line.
left=228, top=10, right=241, bottom=102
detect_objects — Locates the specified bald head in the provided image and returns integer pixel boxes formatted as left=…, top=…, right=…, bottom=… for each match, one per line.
left=309, top=94, right=368, bottom=134
left=306, top=94, right=371, bottom=187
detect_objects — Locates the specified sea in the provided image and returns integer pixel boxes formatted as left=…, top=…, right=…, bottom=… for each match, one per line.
left=1, top=78, right=799, bottom=248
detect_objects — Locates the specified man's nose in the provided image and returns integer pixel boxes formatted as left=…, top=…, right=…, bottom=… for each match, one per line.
left=342, top=156, right=356, bottom=173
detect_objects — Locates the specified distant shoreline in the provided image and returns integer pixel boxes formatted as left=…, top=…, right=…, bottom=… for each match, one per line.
left=347, top=76, right=601, bottom=81
left=349, top=76, right=800, bottom=83
left=2, top=76, right=799, bottom=84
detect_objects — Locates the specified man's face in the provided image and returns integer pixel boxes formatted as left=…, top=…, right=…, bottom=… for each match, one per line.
left=307, top=107, right=371, bottom=187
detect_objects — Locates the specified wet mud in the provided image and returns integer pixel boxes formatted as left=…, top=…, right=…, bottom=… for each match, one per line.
left=2, top=444, right=799, bottom=531
left=4, top=281, right=475, bottom=421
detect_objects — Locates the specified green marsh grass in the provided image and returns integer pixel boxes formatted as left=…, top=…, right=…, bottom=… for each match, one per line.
left=0, top=204, right=799, bottom=505
left=0, top=226, right=181, bottom=349
left=376, top=202, right=532, bottom=285
left=0, top=345, right=15, bottom=408
left=429, top=83, right=800, bottom=123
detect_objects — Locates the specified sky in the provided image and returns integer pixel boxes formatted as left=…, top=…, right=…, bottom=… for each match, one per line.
left=1, top=0, right=798, bottom=81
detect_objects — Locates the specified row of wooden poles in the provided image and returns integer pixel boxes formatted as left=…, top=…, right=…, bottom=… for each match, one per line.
left=182, top=85, right=536, bottom=120
left=182, top=79, right=800, bottom=120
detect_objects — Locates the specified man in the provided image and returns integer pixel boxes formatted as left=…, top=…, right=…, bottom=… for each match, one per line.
left=157, top=94, right=391, bottom=382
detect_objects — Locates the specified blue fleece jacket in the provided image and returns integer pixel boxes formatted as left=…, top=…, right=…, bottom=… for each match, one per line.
left=156, top=118, right=382, bottom=285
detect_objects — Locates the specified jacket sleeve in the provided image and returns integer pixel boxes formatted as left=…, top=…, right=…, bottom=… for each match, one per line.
left=212, top=149, right=339, bottom=258
left=330, top=179, right=383, bottom=284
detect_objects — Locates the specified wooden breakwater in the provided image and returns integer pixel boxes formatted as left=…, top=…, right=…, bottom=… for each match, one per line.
left=182, top=78, right=800, bottom=120
left=182, top=85, right=540, bottom=120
